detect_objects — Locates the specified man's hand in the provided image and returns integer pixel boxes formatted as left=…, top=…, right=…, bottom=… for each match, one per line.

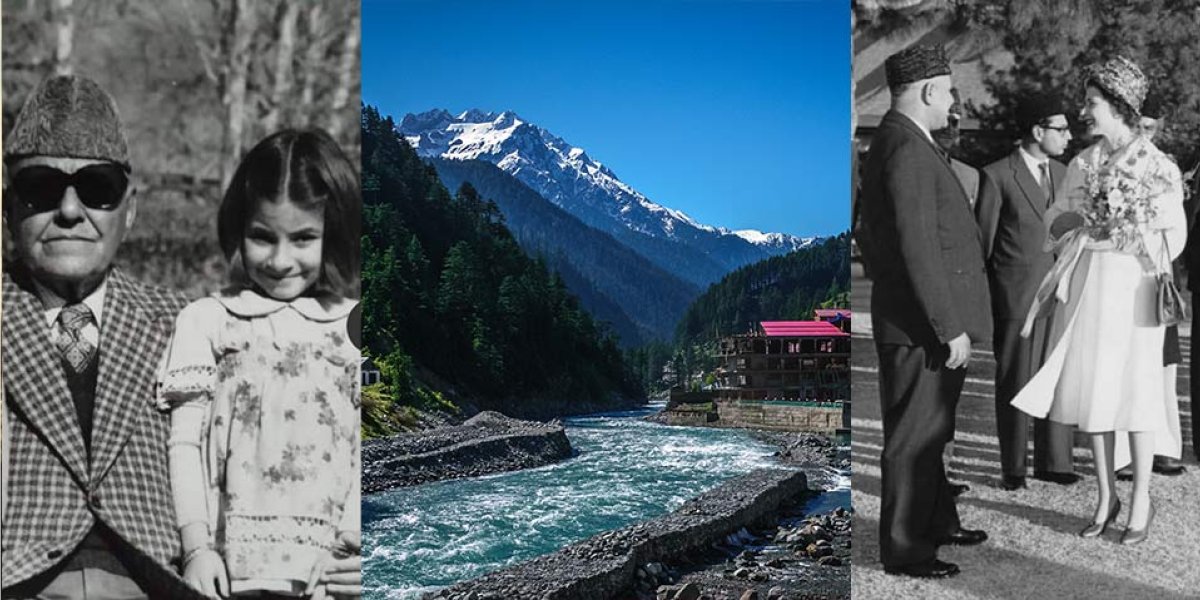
left=945, top=333, right=972, bottom=370
left=183, top=549, right=229, bottom=600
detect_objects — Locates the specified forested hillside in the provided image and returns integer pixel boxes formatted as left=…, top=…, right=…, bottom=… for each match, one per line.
left=431, top=158, right=700, bottom=345
left=360, top=105, right=642, bottom=435
left=626, top=234, right=850, bottom=392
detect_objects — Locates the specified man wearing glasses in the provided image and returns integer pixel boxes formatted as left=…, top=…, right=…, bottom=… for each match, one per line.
left=1, top=75, right=204, bottom=599
left=976, top=96, right=1079, bottom=492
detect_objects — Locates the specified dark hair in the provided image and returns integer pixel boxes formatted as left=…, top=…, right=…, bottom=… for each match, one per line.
left=1085, top=81, right=1140, bottom=129
left=1015, top=94, right=1068, bottom=138
left=218, top=128, right=360, bottom=299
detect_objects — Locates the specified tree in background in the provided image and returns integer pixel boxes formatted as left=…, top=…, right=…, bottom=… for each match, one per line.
left=854, top=0, right=1200, bottom=169
left=967, top=1, right=1200, bottom=167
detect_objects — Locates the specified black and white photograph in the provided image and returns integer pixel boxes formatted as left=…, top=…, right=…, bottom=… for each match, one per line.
left=852, top=1, right=1200, bottom=598
left=1, top=1, right=363, bottom=598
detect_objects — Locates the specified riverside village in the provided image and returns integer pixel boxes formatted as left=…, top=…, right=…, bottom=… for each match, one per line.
left=362, top=308, right=852, bottom=600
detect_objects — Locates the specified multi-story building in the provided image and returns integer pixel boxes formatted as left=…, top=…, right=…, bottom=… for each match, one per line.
left=715, top=320, right=850, bottom=403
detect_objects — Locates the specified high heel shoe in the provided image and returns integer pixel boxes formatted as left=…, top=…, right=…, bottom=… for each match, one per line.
left=1120, top=501, right=1155, bottom=545
left=1079, top=498, right=1120, bottom=538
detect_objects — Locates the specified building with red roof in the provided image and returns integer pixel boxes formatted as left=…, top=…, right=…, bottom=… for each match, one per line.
left=715, top=320, right=850, bottom=403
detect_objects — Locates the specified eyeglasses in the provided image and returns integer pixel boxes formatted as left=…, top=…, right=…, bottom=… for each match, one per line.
left=1040, top=124, right=1071, bottom=133
left=10, top=164, right=129, bottom=213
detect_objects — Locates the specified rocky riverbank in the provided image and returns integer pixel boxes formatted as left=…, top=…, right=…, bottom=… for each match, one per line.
left=362, top=411, right=573, bottom=493
left=640, top=504, right=851, bottom=600
left=424, top=468, right=810, bottom=600
left=750, top=431, right=851, bottom=471
left=631, top=433, right=851, bottom=600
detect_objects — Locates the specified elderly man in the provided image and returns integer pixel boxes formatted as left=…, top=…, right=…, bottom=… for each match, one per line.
left=858, top=43, right=992, bottom=579
left=1, top=75, right=361, bottom=599
left=976, top=96, right=1079, bottom=491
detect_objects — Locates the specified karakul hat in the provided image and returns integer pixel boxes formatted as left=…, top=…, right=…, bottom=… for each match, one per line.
left=885, top=43, right=951, bottom=87
left=1084, top=56, right=1148, bottom=116
left=5, top=75, right=130, bottom=170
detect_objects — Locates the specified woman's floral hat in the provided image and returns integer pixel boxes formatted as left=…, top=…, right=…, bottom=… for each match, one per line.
left=1084, top=56, right=1148, bottom=116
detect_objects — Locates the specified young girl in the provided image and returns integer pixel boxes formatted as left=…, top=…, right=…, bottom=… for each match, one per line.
left=158, top=129, right=361, bottom=598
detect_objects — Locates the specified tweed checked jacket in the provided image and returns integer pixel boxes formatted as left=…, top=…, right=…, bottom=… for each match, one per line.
left=2, top=267, right=189, bottom=589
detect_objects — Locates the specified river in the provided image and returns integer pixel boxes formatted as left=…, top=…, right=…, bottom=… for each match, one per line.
left=362, top=405, right=850, bottom=599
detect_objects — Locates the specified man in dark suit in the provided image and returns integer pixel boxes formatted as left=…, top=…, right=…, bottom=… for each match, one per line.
left=976, top=97, right=1079, bottom=491
left=933, top=87, right=980, bottom=498
left=859, top=43, right=993, bottom=579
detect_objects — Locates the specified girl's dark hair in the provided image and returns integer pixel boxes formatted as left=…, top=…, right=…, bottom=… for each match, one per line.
left=218, top=128, right=360, bottom=299
left=1086, top=81, right=1141, bottom=129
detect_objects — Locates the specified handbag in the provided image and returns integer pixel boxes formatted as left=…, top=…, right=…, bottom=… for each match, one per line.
left=1156, top=230, right=1190, bottom=326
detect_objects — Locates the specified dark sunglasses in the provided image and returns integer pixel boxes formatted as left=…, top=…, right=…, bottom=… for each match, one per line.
left=10, top=164, right=129, bottom=213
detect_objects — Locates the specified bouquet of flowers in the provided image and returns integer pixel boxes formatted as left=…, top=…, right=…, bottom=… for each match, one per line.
left=1078, top=150, right=1160, bottom=251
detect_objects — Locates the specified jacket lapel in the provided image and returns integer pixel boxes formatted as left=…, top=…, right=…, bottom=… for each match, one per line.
left=1012, top=151, right=1048, bottom=218
left=887, top=111, right=968, bottom=195
left=89, top=270, right=160, bottom=483
left=883, top=111, right=979, bottom=246
left=1, top=271, right=89, bottom=483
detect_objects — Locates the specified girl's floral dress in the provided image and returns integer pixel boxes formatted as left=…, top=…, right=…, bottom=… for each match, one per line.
left=158, top=289, right=360, bottom=595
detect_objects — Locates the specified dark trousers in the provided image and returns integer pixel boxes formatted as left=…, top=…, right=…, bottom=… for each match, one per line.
left=994, top=317, right=1075, bottom=476
left=876, top=342, right=963, bottom=568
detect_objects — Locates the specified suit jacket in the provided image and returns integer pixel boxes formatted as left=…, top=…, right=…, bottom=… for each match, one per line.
left=950, top=158, right=981, bottom=209
left=859, top=110, right=992, bottom=347
left=2, top=267, right=190, bottom=590
left=977, top=150, right=1067, bottom=319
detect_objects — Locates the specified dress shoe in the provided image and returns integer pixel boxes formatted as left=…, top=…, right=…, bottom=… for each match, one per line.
left=1000, top=474, right=1026, bottom=490
left=884, top=559, right=960, bottom=579
left=1079, top=498, right=1120, bottom=538
left=1152, top=456, right=1186, bottom=476
left=1116, top=465, right=1134, bottom=481
left=1033, top=470, right=1081, bottom=485
left=937, top=528, right=988, bottom=546
left=950, top=482, right=970, bottom=497
left=1120, top=501, right=1155, bottom=545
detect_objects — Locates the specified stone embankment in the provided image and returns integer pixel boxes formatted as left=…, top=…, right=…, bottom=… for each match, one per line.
left=362, top=411, right=573, bottom=493
left=424, top=468, right=808, bottom=600
left=650, top=505, right=852, bottom=600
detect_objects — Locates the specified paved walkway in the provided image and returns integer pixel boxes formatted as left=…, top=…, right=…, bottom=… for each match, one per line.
left=851, top=262, right=1200, bottom=599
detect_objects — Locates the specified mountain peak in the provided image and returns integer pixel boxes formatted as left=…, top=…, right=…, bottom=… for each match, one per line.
left=398, top=108, right=818, bottom=282
left=458, top=108, right=496, bottom=122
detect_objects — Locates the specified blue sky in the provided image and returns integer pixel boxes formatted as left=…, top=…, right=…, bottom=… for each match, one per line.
left=363, top=0, right=850, bottom=238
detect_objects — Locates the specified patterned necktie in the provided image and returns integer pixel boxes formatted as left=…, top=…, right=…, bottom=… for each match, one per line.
left=56, top=303, right=97, bottom=375
left=1040, top=162, right=1054, bottom=207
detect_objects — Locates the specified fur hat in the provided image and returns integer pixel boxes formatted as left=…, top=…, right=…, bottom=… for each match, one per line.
left=1084, top=56, right=1148, bottom=117
left=5, top=75, right=130, bottom=170
left=885, top=43, right=951, bottom=88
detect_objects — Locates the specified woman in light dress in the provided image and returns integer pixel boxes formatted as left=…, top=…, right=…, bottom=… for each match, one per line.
left=1011, top=56, right=1186, bottom=545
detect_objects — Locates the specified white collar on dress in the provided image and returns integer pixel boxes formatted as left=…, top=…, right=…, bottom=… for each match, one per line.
left=213, top=288, right=357, bottom=322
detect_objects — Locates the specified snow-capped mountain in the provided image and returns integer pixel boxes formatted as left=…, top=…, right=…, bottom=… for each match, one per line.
left=400, top=109, right=818, bottom=286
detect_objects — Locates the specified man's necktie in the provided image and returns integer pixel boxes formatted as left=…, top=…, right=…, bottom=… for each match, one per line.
left=56, top=303, right=97, bottom=375
left=1040, top=162, right=1054, bottom=207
